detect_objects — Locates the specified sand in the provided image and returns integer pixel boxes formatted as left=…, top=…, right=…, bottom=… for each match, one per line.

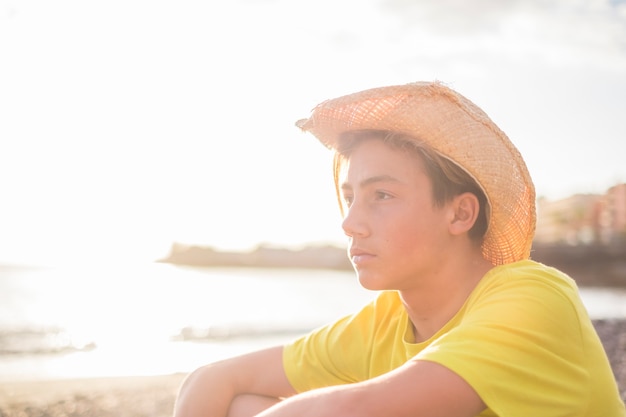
left=0, top=374, right=186, bottom=417
left=1, top=319, right=625, bottom=416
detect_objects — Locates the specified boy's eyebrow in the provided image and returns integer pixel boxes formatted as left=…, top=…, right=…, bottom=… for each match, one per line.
left=340, top=174, right=402, bottom=190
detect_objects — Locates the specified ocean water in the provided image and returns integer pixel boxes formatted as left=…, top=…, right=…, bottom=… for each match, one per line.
left=0, top=263, right=625, bottom=381
left=0, top=263, right=376, bottom=381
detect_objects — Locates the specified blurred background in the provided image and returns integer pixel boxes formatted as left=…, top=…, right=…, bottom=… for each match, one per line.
left=1, top=0, right=625, bottom=266
left=0, top=0, right=625, bottom=384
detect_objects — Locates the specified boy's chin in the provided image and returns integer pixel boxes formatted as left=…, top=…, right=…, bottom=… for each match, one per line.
left=356, top=271, right=389, bottom=292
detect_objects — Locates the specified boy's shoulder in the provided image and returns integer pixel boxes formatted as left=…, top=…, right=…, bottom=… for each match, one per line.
left=481, top=259, right=577, bottom=290
left=467, top=259, right=584, bottom=321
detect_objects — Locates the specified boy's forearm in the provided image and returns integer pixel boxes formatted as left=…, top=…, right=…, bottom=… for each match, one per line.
left=174, top=363, right=236, bottom=417
left=228, top=394, right=283, bottom=417
left=255, top=385, right=362, bottom=417
left=173, top=346, right=292, bottom=417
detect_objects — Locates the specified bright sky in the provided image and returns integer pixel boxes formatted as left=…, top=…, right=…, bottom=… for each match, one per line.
left=1, top=0, right=625, bottom=266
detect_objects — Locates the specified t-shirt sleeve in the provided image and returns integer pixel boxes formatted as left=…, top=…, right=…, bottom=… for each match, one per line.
left=282, top=314, right=371, bottom=392
left=283, top=292, right=398, bottom=393
left=417, top=266, right=590, bottom=416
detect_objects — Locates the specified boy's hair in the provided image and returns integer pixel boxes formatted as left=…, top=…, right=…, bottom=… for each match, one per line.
left=333, top=130, right=489, bottom=243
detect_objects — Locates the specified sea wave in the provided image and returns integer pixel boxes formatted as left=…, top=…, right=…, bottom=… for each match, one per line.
left=0, top=327, right=96, bottom=356
left=171, top=325, right=312, bottom=342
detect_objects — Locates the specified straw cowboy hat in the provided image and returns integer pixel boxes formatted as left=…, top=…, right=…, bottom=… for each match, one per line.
left=296, top=81, right=536, bottom=266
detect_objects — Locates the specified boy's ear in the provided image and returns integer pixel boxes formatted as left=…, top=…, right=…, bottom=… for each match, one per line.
left=449, top=192, right=480, bottom=236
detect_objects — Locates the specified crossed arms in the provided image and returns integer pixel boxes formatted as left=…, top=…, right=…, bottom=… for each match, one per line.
left=173, top=345, right=485, bottom=417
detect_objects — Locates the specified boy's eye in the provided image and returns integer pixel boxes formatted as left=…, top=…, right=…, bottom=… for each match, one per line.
left=375, top=191, right=392, bottom=200
left=342, top=194, right=354, bottom=207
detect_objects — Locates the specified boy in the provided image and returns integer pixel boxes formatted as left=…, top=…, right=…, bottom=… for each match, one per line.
left=174, top=82, right=625, bottom=416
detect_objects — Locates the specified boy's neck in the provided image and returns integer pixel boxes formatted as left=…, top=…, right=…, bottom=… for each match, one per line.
left=399, top=251, right=493, bottom=343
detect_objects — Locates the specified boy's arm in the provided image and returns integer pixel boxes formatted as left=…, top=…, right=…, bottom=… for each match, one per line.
left=173, top=345, right=296, bottom=417
left=257, top=359, right=486, bottom=417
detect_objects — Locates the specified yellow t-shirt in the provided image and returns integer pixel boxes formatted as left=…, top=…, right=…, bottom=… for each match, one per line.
left=283, top=260, right=625, bottom=416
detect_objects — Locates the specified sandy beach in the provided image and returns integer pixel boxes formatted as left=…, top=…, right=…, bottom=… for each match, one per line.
left=1, top=319, right=625, bottom=416
left=0, top=373, right=187, bottom=417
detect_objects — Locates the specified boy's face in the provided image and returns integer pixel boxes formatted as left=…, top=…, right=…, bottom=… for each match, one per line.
left=339, top=139, right=453, bottom=291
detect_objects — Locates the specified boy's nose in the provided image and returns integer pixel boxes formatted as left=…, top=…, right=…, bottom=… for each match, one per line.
left=341, top=205, right=369, bottom=238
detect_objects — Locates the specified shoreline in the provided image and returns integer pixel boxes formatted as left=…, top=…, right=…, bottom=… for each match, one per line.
left=159, top=243, right=626, bottom=287
left=1, top=319, right=625, bottom=415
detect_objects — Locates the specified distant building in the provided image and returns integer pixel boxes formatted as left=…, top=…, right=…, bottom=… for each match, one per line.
left=535, top=183, right=626, bottom=247
left=598, top=183, right=626, bottom=245
left=536, top=194, right=601, bottom=245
